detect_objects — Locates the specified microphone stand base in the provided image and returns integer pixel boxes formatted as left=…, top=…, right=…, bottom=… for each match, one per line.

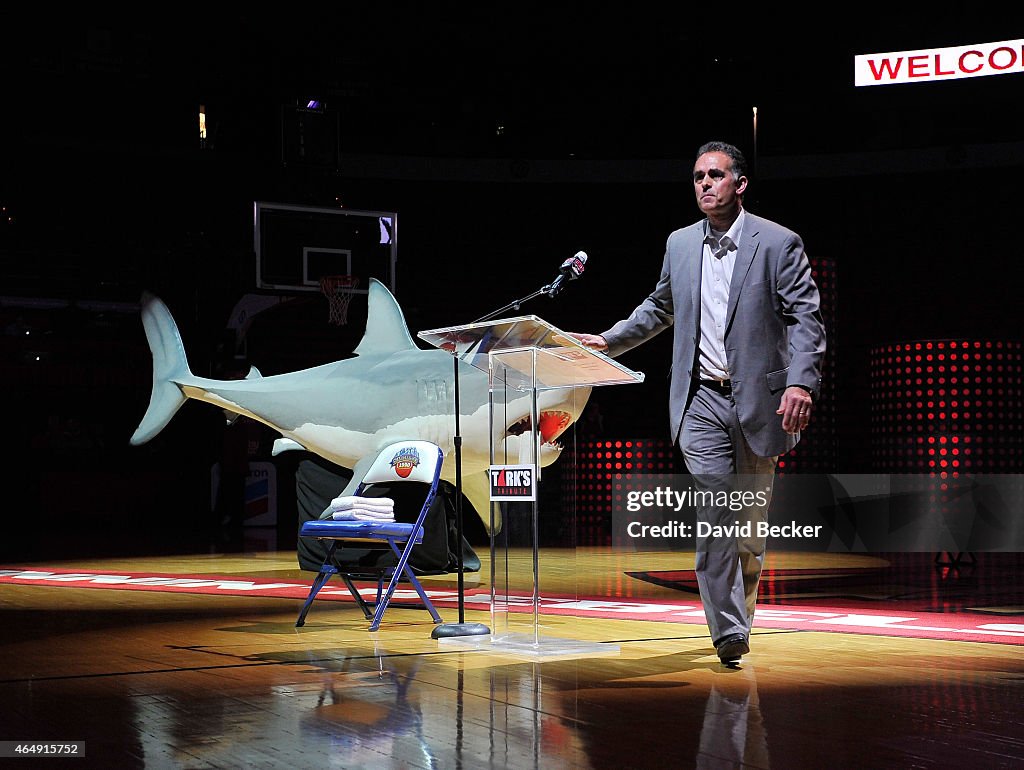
left=431, top=622, right=491, bottom=639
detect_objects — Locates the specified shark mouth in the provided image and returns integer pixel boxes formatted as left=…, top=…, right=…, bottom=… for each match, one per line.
left=507, top=410, right=573, bottom=446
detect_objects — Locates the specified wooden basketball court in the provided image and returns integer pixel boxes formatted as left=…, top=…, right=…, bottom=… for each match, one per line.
left=1, top=543, right=1022, bottom=769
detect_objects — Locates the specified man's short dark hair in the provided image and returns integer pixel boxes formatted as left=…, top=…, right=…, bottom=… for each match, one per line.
left=696, top=141, right=748, bottom=179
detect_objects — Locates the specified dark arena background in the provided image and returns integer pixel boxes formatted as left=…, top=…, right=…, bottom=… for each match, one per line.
left=1, top=9, right=1022, bottom=769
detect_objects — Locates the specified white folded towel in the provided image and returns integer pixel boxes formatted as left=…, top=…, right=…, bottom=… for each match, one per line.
left=331, top=509, right=396, bottom=521
left=329, top=495, right=395, bottom=514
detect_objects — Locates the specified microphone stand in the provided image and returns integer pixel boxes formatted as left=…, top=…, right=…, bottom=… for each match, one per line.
left=430, top=280, right=565, bottom=640
left=471, top=285, right=558, bottom=323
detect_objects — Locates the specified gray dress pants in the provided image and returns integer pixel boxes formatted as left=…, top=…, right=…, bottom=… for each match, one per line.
left=680, top=383, right=778, bottom=644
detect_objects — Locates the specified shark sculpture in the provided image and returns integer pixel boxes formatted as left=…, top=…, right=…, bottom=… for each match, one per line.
left=130, top=279, right=592, bottom=532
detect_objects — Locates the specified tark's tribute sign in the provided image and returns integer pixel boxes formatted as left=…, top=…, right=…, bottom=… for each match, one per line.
left=489, top=464, right=536, bottom=501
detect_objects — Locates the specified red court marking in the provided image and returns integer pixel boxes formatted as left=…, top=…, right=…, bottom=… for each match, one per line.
left=1, top=566, right=1021, bottom=645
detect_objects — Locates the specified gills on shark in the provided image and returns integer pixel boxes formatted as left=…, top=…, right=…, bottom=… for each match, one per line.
left=130, top=278, right=591, bottom=532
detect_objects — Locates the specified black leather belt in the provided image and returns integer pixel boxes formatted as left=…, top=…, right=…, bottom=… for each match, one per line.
left=700, top=378, right=732, bottom=394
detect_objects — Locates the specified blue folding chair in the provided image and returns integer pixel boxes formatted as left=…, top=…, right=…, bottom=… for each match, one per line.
left=295, top=440, right=445, bottom=631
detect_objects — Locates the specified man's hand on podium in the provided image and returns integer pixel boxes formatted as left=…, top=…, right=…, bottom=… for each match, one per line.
left=567, top=333, right=609, bottom=353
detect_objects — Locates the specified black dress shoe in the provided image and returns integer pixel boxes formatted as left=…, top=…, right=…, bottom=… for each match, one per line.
left=716, top=634, right=750, bottom=663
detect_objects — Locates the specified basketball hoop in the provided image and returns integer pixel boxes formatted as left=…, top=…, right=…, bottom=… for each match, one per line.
left=319, top=275, right=359, bottom=326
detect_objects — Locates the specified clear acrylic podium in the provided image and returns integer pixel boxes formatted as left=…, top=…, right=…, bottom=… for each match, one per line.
left=418, top=315, right=644, bottom=656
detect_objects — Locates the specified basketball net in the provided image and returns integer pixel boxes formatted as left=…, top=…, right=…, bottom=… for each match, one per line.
left=319, top=275, right=359, bottom=326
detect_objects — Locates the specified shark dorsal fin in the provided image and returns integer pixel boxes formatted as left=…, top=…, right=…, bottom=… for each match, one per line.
left=353, top=278, right=420, bottom=355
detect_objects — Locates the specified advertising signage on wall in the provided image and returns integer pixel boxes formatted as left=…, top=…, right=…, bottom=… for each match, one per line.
left=855, top=38, right=1024, bottom=86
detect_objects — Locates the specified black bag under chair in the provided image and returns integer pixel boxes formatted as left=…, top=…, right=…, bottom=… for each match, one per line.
left=295, top=440, right=469, bottom=631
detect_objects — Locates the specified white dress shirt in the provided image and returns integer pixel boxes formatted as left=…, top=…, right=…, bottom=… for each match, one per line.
left=698, top=209, right=745, bottom=381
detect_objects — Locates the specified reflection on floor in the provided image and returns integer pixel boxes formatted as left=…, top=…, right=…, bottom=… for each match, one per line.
left=1, top=548, right=1022, bottom=769
left=629, top=551, right=1024, bottom=613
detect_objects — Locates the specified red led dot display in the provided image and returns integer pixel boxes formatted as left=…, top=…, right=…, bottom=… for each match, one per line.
left=870, top=339, right=1023, bottom=473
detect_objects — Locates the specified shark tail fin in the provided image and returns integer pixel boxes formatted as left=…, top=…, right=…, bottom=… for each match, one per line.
left=130, top=292, right=192, bottom=445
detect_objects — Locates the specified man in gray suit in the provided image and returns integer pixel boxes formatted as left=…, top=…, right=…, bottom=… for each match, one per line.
left=573, top=141, right=826, bottom=664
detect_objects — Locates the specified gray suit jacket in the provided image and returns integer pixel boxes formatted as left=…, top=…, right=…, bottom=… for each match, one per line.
left=601, top=211, right=826, bottom=458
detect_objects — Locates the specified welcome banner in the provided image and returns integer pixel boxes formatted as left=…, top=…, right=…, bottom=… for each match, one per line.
left=855, top=39, right=1024, bottom=86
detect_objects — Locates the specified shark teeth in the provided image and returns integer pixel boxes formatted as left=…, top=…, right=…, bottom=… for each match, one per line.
left=506, top=410, right=572, bottom=447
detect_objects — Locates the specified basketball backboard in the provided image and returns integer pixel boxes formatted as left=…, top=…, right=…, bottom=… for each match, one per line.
left=254, top=201, right=397, bottom=294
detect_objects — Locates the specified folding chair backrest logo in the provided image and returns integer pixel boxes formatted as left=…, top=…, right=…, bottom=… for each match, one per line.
left=390, top=446, right=421, bottom=478
left=362, top=440, right=442, bottom=486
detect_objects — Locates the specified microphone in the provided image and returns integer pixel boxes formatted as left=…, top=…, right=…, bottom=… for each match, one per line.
left=544, top=251, right=588, bottom=297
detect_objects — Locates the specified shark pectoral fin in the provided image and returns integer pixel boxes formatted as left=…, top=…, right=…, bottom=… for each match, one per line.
left=462, top=472, right=500, bottom=535
left=272, top=438, right=308, bottom=455
left=319, top=457, right=372, bottom=519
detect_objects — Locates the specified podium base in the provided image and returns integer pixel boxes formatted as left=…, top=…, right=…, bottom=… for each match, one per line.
left=437, top=632, right=620, bottom=658
left=431, top=622, right=491, bottom=639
